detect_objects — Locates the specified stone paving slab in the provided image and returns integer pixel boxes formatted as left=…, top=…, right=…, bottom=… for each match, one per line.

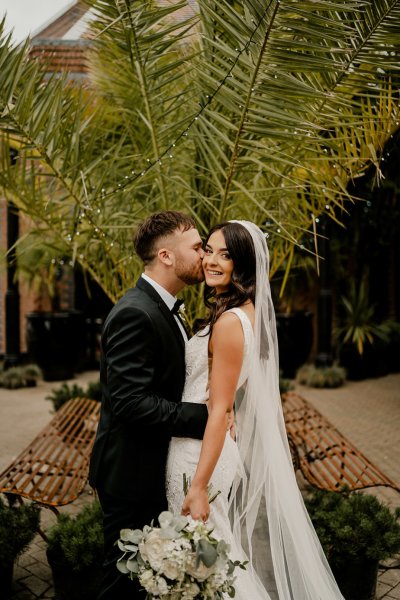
left=2, top=372, right=400, bottom=598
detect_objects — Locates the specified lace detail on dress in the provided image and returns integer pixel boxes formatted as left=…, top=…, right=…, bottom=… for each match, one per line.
left=165, top=309, right=265, bottom=600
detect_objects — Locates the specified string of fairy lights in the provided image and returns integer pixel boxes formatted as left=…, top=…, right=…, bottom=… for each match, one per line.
left=97, top=0, right=280, bottom=201
left=52, top=0, right=400, bottom=267
left=67, top=0, right=281, bottom=261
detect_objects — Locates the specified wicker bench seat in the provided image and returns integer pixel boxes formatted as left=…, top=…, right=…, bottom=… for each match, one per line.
left=1, top=390, right=398, bottom=513
left=282, top=391, right=399, bottom=493
left=0, top=397, right=100, bottom=512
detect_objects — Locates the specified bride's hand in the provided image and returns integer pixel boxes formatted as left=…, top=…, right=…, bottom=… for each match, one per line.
left=181, top=485, right=210, bottom=522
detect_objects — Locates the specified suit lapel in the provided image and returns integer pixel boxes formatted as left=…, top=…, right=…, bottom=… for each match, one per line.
left=136, top=277, right=186, bottom=350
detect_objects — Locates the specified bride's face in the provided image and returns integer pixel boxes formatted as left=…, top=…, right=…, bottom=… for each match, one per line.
left=203, top=229, right=234, bottom=294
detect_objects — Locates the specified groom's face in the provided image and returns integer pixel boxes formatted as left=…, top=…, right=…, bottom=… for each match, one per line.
left=171, top=226, right=205, bottom=285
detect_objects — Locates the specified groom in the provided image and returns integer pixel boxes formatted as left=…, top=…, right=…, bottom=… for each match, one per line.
left=89, top=211, right=209, bottom=599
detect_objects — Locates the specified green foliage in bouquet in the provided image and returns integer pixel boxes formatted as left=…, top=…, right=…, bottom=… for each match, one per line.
left=0, top=496, right=40, bottom=566
left=117, top=511, right=246, bottom=599
left=46, top=501, right=104, bottom=572
left=46, top=380, right=101, bottom=412
left=305, top=489, right=400, bottom=569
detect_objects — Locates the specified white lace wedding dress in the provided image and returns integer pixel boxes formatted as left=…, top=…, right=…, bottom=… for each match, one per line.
left=166, top=308, right=273, bottom=600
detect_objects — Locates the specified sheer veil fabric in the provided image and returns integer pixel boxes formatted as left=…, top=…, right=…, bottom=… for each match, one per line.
left=228, top=221, right=344, bottom=599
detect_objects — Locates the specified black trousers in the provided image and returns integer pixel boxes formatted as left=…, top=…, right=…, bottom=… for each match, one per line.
left=96, top=487, right=167, bottom=600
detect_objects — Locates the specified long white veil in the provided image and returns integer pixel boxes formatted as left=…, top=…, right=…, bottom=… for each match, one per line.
left=228, top=220, right=344, bottom=600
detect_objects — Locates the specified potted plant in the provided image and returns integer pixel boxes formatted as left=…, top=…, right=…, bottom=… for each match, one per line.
left=0, top=365, right=42, bottom=389
left=336, top=281, right=389, bottom=380
left=0, top=496, right=41, bottom=598
left=0, top=367, right=26, bottom=389
left=305, top=489, right=400, bottom=600
left=297, top=364, right=346, bottom=388
left=383, top=320, right=400, bottom=373
left=273, top=252, right=316, bottom=379
left=17, top=235, right=87, bottom=381
left=46, top=501, right=104, bottom=600
left=21, top=364, right=43, bottom=387
left=46, top=380, right=101, bottom=412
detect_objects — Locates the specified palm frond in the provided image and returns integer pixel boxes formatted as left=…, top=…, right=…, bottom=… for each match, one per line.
left=0, top=0, right=399, bottom=305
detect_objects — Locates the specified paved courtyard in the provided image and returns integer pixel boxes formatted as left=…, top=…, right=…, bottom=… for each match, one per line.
left=1, top=371, right=399, bottom=599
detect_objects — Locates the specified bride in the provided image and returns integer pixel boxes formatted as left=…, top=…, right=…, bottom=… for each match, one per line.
left=166, top=220, right=344, bottom=600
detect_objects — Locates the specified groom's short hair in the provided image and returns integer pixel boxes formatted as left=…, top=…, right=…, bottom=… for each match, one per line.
left=134, top=211, right=196, bottom=264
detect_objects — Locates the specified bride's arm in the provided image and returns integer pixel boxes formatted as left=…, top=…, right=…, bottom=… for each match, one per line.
left=181, top=312, right=244, bottom=521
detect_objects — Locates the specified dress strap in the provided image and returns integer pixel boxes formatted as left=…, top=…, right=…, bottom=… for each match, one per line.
left=224, top=308, right=254, bottom=341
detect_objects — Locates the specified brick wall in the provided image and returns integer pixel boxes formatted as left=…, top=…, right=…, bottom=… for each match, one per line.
left=0, top=197, right=6, bottom=355
left=0, top=201, right=43, bottom=356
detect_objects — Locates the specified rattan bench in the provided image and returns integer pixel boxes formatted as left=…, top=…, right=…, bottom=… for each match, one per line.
left=282, top=391, right=400, bottom=493
left=0, top=397, right=100, bottom=513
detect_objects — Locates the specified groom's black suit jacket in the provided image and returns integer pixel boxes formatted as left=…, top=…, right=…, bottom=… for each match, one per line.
left=89, top=277, right=208, bottom=501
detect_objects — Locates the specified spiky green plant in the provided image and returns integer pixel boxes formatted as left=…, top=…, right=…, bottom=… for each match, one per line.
left=0, top=497, right=40, bottom=565
left=305, top=489, right=400, bottom=567
left=336, top=280, right=389, bottom=354
left=0, top=1, right=400, bottom=318
left=46, top=501, right=103, bottom=571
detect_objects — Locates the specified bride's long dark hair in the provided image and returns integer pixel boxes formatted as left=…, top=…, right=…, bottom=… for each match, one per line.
left=199, top=221, right=256, bottom=334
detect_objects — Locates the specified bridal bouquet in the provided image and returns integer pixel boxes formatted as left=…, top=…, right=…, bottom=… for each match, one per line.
left=116, top=511, right=246, bottom=599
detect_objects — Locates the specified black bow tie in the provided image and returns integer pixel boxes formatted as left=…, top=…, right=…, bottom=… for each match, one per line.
left=171, top=299, right=184, bottom=315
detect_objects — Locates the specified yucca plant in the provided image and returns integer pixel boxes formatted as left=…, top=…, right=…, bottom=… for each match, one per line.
left=0, top=1, right=400, bottom=319
left=336, top=280, right=389, bottom=355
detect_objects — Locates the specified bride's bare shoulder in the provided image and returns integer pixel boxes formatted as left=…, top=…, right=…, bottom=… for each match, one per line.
left=210, top=311, right=244, bottom=354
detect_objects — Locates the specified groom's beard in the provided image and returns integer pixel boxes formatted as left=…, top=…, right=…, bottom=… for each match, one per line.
left=175, top=258, right=205, bottom=286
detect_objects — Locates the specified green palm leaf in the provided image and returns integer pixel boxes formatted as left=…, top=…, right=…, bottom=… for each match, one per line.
left=0, top=0, right=399, bottom=306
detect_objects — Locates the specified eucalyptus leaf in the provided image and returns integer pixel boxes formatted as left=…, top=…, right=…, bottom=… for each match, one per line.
left=158, top=511, right=174, bottom=528
left=126, top=556, right=140, bottom=573
left=116, top=557, right=130, bottom=574
left=159, top=526, right=181, bottom=540
left=120, top=528, right=144, bottom=544
left=197, top=538, right=218, bottom=567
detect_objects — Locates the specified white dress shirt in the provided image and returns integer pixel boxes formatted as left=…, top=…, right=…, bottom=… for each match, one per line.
left=141, top=273, right=188, bottom=341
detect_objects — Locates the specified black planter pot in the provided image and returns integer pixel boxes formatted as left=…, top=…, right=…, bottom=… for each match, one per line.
left=385, top=338, right=400, bottom=373
left=332, top=559, right=379, bottom=600
left=339, top=341, right=390, bottom=381
left=276, top=311, right=314, bottom=379
left=47, top=550, right=101, bottom=600
left=26, top=311, right=86, bottom=381
left=0, top=561, right=14, bottom=599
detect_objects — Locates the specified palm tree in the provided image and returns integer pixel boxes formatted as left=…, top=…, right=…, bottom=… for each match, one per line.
left=0, top=0, right=399, bottom=319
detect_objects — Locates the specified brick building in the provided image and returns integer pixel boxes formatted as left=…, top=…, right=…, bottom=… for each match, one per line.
left=0, top=1, right=91, bottom=358
left=0, top=0, right=198, bottom=360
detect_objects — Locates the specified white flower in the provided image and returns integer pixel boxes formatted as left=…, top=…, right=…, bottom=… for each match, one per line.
left=138, top=569, right=158, bottom=594
left=117, top=511, right=247, bottom=598
left=160, top=556, right=183, bottom=581
left=183, top=581, right=200, bottom=599
left=185, top=552, right=215, bottom=582
left=139, top=529, right=170, bottom=571
left=156, top=575, right=169, bottom=596
left=209, top=562, right=229, bottom=588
